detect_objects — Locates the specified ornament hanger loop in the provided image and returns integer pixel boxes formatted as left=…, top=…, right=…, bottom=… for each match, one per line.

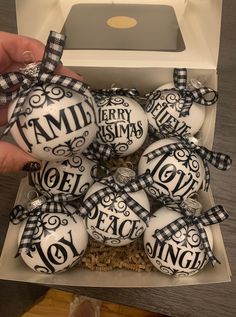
left=188, top=78, right=203, bottom=90
left=27, top=190, right=39, bottom=202
left=19, top=51, right=41, bottom=76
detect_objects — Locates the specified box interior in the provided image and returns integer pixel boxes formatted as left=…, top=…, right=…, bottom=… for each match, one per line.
left=16, top=0, right=222, bottom=69
left=0, top=178, right=231, bottom=287
left=0, top=0, right=230, bottom=287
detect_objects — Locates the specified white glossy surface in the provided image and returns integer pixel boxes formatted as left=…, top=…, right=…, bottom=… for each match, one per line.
left=138, top=138, right=205, bottom=200
left=146, top=82, right=206, bottom=136
left=83, top=179, right=150, bottom=246
left=18, top=209, right=88, bottom=274
left=8, top=84, right=98, bottom=161
left=96, top=95, right=148, bottom=156
left=144, top=206, right=213, bottom=276
left=31, top=154, right=97, bottom=198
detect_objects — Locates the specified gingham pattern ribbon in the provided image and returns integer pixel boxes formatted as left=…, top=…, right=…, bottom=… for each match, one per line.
left=147, top=68, right=218, bottom=117
left=153, top=204, right=229, bottom=266
left=0, top=31, right=90, bottom=137
left=92, top=87, right=140, bottom=103
left=78, top=173, right=153, bottom=224
left=145, top=123, right=232, bottom=190
left=83, top=140, right=116, bottom=162
left=10, top=193, right=75, bottom=256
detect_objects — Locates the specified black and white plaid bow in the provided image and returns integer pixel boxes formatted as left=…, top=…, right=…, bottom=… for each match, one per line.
left=153, top=204, right=229, bottom=266
left=78, top=172, right=153, bottom=224
left=146, top=68, right=218, bottom=117
left=10, top=193, right=75, bottom=256
left=0, top=31, right=90, bottom=137
left=92, top=87, right=140, bottom=103
left=145, top=123, right=232, bottom=190
left=83, top=140, right=116, bottom=162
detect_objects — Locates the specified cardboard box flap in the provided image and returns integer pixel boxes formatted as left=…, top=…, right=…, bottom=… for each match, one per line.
left=16, top=0, right=222, bottom=69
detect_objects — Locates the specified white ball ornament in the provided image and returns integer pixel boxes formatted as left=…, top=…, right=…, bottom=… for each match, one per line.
left=31, top=154, right=97, bottom=198
left=83, top=167, right=150, bottom=246
left=18, top=205, right=88, bottom=274
left=8, top=83, right=98, bottom=161
left=144, top=205, right=213, bottom=277
left=145, top=82, right=205, bottom=136
left=96, top=95, right=148, bottom=156
left=138, top=138, right=205, bottom=201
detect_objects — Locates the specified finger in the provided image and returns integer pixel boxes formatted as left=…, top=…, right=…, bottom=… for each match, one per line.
left=0, top=106, right=8, bottom=126
left=0, top=31, right=45, bottom=73
left=0, top=141, right=41, bottom=173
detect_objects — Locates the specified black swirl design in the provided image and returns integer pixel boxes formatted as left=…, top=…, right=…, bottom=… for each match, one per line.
left=78, top=183, right=90, bottom=195
left=98, top=96, right=129, bottom=108
left=44, top=133, right=88, bottom=157
left=34, top=265, right=52, bottom=274
left=32, top=214, right=68, bottom=241
left=173, top=149, right=200, bottom=175
left=62, top=155, right=83, bottom=169
left=171, top=226, right=202, bottom=249
left=110, top=142, right=130, bottom=154
left=100, top=193, right=130, bottom=217
left=25, top=84, right=72, bottom=114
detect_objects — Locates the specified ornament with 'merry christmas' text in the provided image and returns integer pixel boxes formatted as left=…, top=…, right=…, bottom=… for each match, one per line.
left=95, top=93, right=148, bottom=156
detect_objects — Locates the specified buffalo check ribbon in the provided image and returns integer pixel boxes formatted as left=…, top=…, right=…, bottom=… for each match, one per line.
left=9, top=193, right=75, bottom=256
left=153, top=203, right=229, bottom=266
left=0, top=31, right=90, bottom=137
left=83, top=140, right=116, bottom=162
left=78, top=172, right=153, bottom=225
left=145, top=123, right=232, bottom=190
left=92, top=87, right=140, bottom=103
left=147, top=68, right=218, bottom=117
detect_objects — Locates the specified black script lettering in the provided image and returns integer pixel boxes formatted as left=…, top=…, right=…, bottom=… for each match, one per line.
left=172, top=170, right=198, bottom=198
left=44, top=168, right=61, bottom=188
left=119, top=219, right=141, bottom=239
left=47, top=243, right=68, bottom=265
left=145, top=239, right=166, bottom=259
left=178, top=250, right=194, bottom=268
left=57, top=171, right=76, bottom=192
left=59, top=230, right=80, bottom=258
left=28, top=117, right=54, bottom=144
left=96, top=210, right=108, bottom=231
left=30, top=242, right=55, bottom=273
left=104, top=214, right=119, bottom=235
left=189, top=251, right=203, bottom=270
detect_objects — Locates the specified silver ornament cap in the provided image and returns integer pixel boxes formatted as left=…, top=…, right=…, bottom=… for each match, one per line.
left=114, top=167, right=136, bottom=184
left=181, top=197, right=202, bottom=216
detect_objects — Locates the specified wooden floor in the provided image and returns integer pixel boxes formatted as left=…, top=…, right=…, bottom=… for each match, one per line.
left=21, top=289, right=165, bottom=317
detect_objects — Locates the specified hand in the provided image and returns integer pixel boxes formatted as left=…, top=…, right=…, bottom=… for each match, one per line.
left=0, top=31, right=82, bottom=173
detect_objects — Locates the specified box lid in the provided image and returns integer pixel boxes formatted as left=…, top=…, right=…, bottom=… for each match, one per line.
left=16, top=0, right=222, bottom=69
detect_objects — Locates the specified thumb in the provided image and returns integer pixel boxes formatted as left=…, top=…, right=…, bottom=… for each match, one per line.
left=0, top=141, right=41, bottom=173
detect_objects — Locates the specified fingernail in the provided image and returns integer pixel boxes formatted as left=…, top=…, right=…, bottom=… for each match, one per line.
left=22, top=161, right=41, bottom=172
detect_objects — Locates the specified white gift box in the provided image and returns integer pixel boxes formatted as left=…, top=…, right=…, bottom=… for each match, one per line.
left=0, top=0, right=231, bottom=287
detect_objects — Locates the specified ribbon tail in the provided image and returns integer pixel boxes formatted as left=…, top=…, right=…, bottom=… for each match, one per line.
left=39, top=31, right=66, bottom=75
left=121, top=192, right=150, bottom=225
left=16, top=214, right=40, bottom=257
left=195, top=222, right=218, bottom=267
left=173, top=68, right=187, bottom=90
left=198, top=146, right=232, bottom=171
